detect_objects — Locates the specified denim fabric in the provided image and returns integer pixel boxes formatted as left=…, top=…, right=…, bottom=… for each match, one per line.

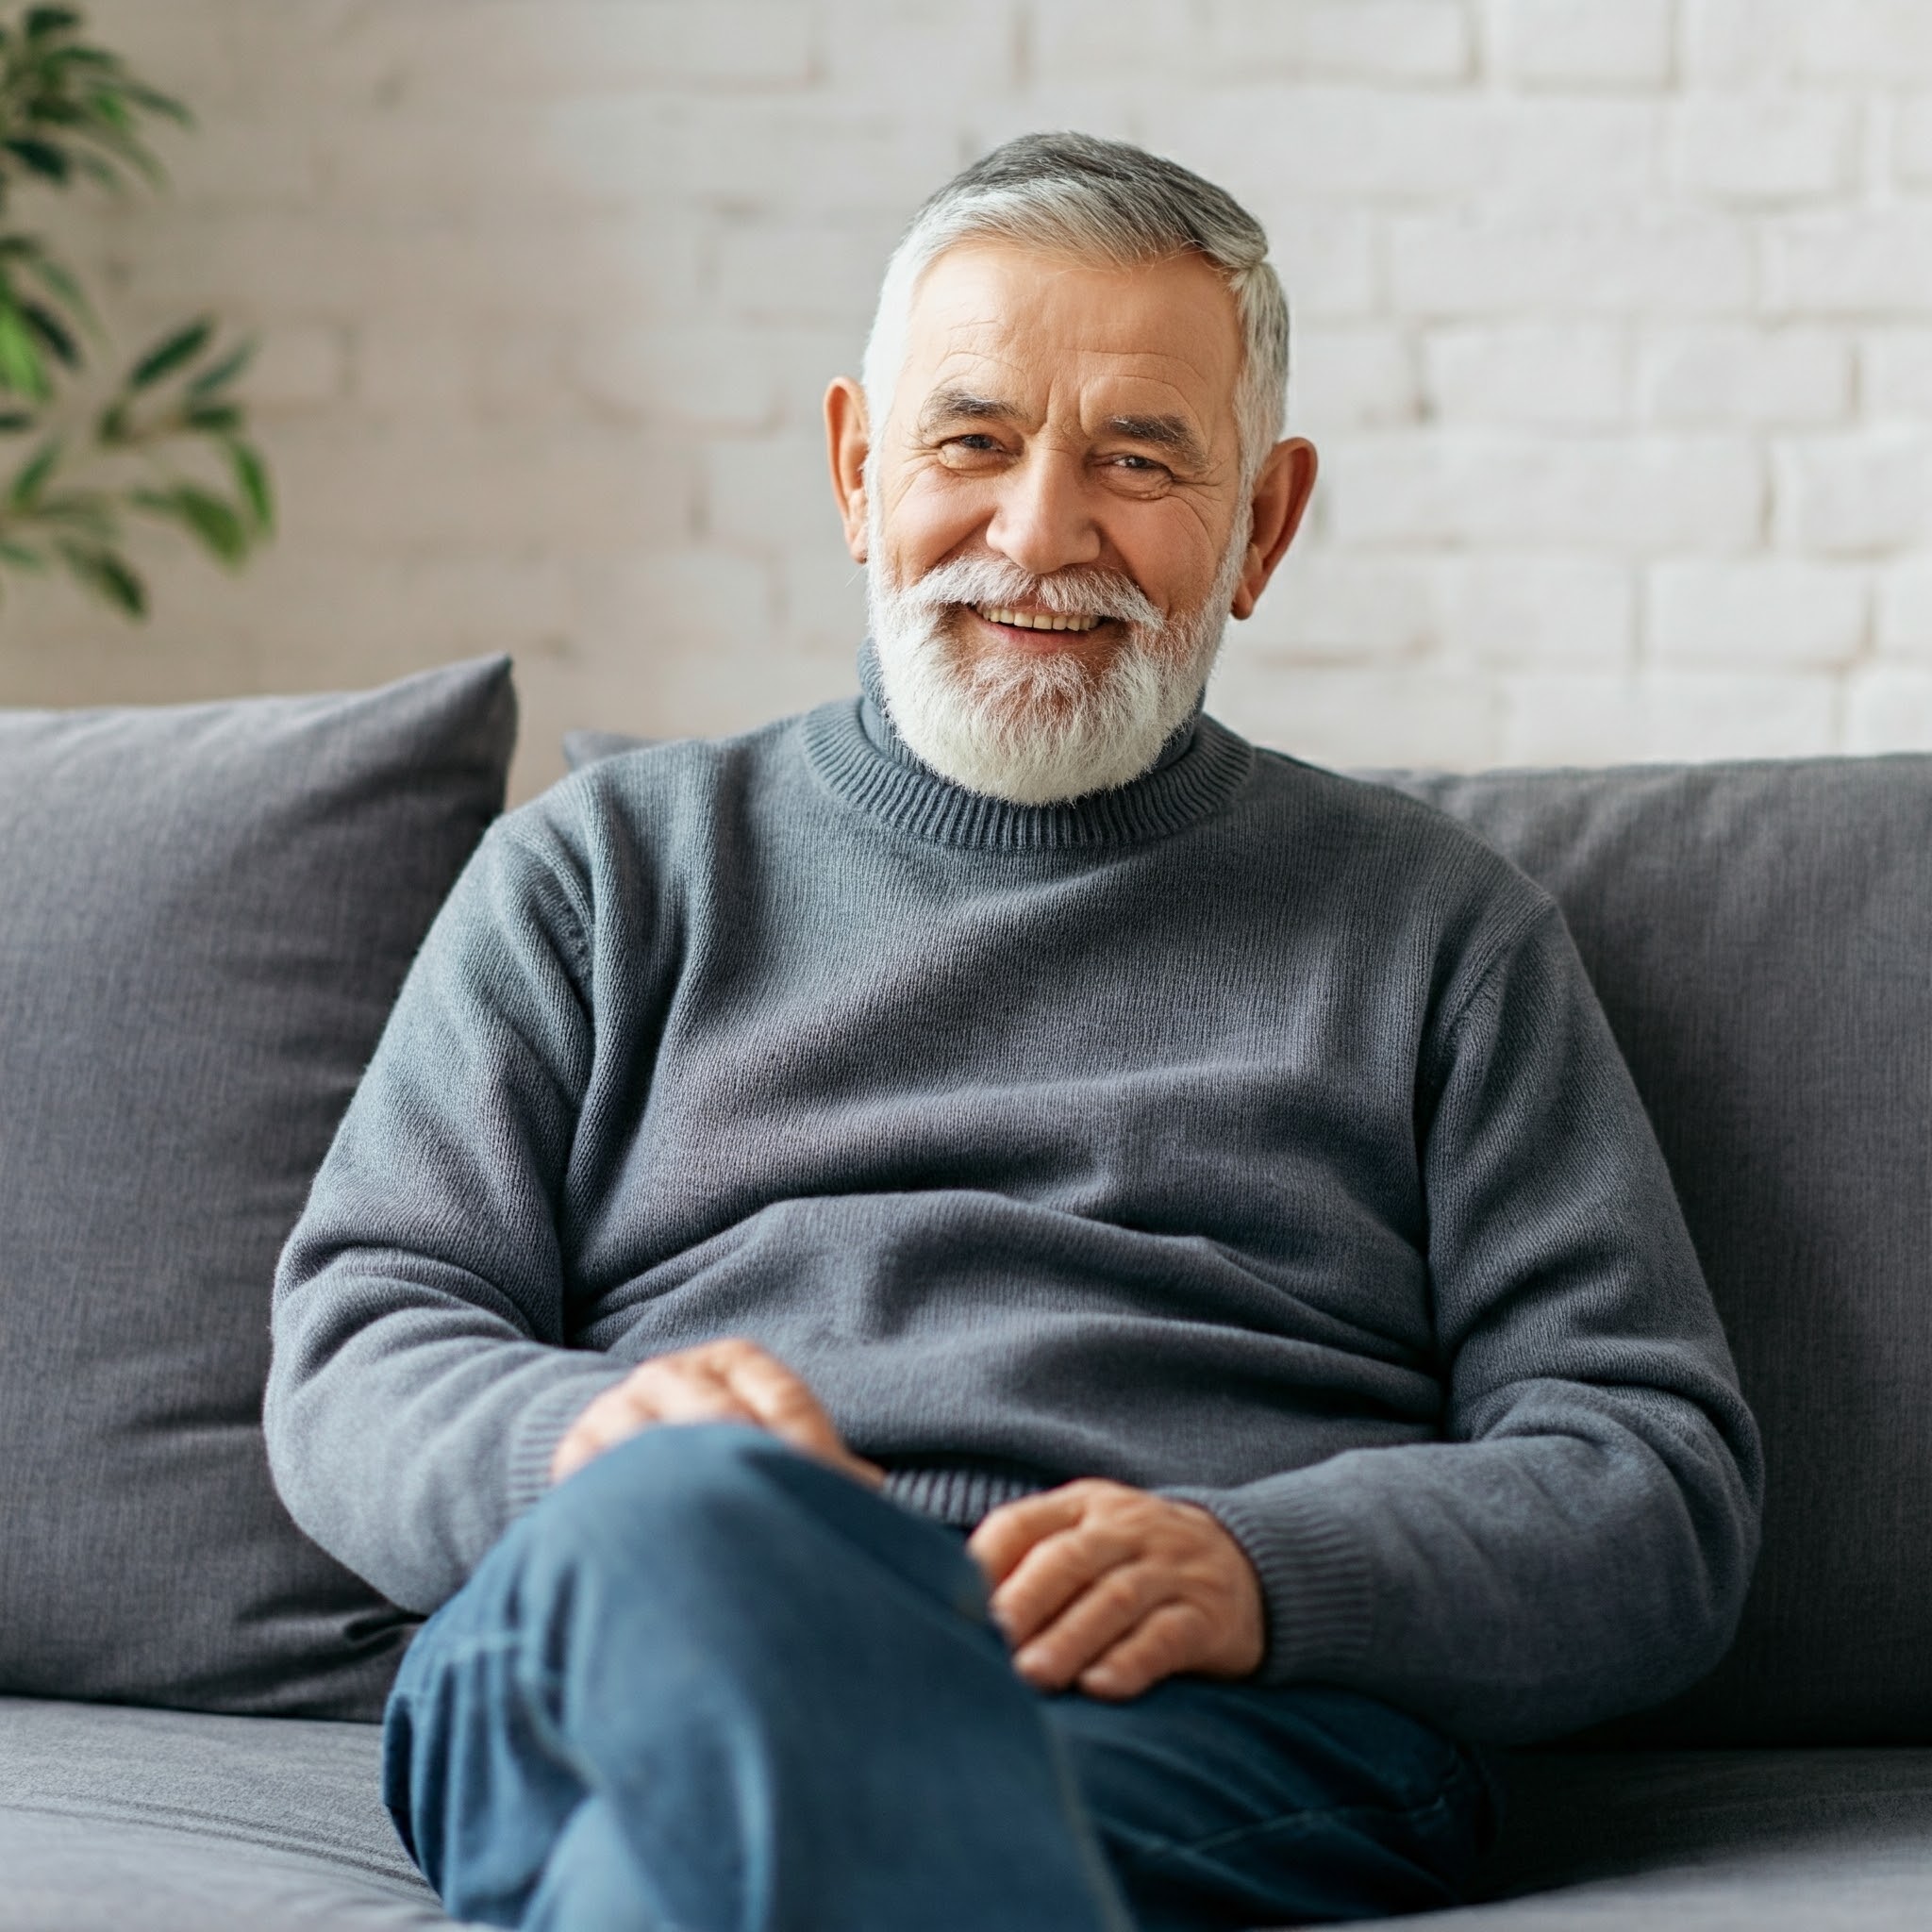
left=383, top=1425, right=1495, bottom=1931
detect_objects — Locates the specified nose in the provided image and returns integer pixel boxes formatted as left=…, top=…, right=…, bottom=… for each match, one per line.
left=983, top=445, right=1102, bottom=578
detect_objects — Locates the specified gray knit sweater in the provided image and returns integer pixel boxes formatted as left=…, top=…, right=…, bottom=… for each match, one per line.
left=266, top=663, right=1762, bottom=1744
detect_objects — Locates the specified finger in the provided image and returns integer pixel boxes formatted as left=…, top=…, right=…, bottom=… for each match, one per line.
left=713, top=1345, right=845, bottom=1456
left=1011, top=1563, right=1172, bottom=1693
left=1077, top=1602, right=1210, bottom=1702
left=550, top=1357, right=771, bottom=1485
left=966, top=1488, right=1087, bottom=1587
left=988, top=1523, right=1136, bottom=1652
left=706, top=1347, right=882, bottom=1486
left=633, top=1358, right=766, bottom=1429
left=550, top=1406, right=627, bottom=1483
left=549, top=1378, right=667, bottom=1482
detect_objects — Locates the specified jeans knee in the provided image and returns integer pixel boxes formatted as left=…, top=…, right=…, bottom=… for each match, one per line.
left=508, top=1422, right=985, bottom=1630
left=523, top=1422, right=785, bottom=1574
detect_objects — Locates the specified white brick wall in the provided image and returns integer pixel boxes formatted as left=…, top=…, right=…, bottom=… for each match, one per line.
left=7, top=0, right=1932, bottom=796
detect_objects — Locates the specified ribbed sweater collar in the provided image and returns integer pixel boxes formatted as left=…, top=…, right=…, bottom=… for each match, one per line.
left=802, top=642, right=1255, bottom=852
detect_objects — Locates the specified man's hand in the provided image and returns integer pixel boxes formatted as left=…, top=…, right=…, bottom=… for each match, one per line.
left=549, top=1338, right=882, bottom=1489
left=967, top=1480, right=1265, bottom=1701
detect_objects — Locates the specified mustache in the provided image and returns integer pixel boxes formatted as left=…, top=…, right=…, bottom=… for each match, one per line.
left=896, top=556, right=1165, bottom=630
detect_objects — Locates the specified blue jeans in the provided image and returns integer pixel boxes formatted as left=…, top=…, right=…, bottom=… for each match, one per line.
left=383, top=1425, right=1498, bottom=1932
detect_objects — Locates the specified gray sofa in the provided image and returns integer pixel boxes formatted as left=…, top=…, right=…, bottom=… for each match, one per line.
left=3, top=659, right=1927, bottom=1930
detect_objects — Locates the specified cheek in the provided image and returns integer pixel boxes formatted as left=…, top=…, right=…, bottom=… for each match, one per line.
left=1109, top=506, right=1230, bottom=611
left=881, top=469, right=991, bottom=580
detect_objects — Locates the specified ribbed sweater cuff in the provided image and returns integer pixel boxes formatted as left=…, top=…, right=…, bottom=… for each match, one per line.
left=881, top=1463, right=1042, bottom=1527
left=1163, top=1480, right=1375, bottom=1687
left=502, top=1367, right=630, bottom=1516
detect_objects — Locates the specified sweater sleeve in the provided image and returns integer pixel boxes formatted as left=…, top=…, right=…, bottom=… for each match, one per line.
left=264, top=815, right=629, bottom=1614
left=1168, top=901, right=1764, bottom=1744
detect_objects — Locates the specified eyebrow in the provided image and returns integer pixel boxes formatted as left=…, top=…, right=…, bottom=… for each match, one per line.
left=1101, top=414, right=1208, bottom=470
left=916, top=389, right=1017, bottom=435
left=908, top=388, right=1205, bottom=471
left=914, top=390, right=1208, bottom=471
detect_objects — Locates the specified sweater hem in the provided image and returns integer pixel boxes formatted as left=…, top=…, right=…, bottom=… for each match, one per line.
left=881, top=1464, right=1044, bottom=1528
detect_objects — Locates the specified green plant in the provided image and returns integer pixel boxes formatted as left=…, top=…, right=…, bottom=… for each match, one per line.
left=0, top=4, right=271, bottom=618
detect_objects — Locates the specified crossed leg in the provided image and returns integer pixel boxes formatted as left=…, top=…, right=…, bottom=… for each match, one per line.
left=382, top=1424, right=1494, bottom=1932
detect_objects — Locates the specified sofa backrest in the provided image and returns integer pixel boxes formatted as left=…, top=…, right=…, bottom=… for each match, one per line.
left=1370, top=757, right=1932, bottom=1747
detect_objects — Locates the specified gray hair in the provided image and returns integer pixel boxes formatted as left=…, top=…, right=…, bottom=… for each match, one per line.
left=861, top=132, right=1291, bottom=485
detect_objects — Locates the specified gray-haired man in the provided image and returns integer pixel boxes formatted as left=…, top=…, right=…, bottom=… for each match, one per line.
left=268, top=133, right=1762, bottom=1931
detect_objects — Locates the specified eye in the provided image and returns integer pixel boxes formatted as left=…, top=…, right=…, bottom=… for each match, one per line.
left=935, top=432, right=1008, bottom=470
left=1102, top=452, right=1174, bottom=487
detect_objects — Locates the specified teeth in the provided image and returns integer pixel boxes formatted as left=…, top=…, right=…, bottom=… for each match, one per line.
left=977, top=606, right=1102, bottom=633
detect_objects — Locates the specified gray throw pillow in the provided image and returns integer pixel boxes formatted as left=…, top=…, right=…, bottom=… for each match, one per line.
left=0, top=658, right=515, bottom=1718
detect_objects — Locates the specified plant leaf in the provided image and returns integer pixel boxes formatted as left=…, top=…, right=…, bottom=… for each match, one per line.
left=122, top=82, right=192, bottom=126
left=0, top=538, right=45, bottom=569
left=183, top=401, right=242, bottom=433
left=68, top=151, right=120, bottom=191
left=226, top=440, right=273, bottom=534
left=133, top=481, right=249, bottom=565
left=187, top=338, right=255, bottom=397
left=56, top=540, right=146, bottom=618
left=19, top=246, right=99, bottom=339
left=24, top=8, right=82, bottom=40
left=20, top=299, right=76, bottom=367
left=9, top=434, right=58, bottom=505
left=87, top=88, right=131, bottom=132
left=3, top=138, right=69, bottom=183
left=65, top=108, right=163, bottom=186
left=128, top=316, right=212, bottom=390
left=0, top=305, right=50, bottom=401
left=177, top=484, right=250, bottom=563
left=35, top=491, right=114, bottom=539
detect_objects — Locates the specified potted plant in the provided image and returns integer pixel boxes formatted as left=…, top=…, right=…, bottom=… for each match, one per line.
left=0, top=4, right=271, bottom=617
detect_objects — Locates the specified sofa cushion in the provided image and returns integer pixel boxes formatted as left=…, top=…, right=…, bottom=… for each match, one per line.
left=1448, top=1744, right=1932, bottom=1928
left=8, top=1693, right=1932, bottom=1932
left=0, top=1696, right=451, bottom=1930
left=0, top=660, right=515, bottom=1720
left=1368, top=758, right=1932, bottom=1746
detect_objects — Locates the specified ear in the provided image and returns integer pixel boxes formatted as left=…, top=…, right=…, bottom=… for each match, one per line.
left=1229, top=437, right=1318, bottom=621
left=824, top=376, right=872, bottom=564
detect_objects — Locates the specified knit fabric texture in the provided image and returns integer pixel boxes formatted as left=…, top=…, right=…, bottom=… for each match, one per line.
left=267, top=661, right=1762, bottom=1745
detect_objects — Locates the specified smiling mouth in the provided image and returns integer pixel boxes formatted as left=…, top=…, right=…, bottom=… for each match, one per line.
left=971, top=604, right=1107, bottom=634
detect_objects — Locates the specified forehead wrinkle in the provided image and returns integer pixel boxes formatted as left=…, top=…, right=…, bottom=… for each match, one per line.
left=936, top=295, right=1230, bottom=398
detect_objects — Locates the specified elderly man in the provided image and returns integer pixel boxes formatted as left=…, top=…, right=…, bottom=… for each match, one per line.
left=267, top=133, right=1761, bottom=1932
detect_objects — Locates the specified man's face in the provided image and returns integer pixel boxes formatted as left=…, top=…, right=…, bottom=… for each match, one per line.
left=828, top=240, right=1314, bottom=803
left=876, top=239, right=1248, bottom=656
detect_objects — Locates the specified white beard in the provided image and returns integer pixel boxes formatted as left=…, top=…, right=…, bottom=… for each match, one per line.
left=865, top=519, right=1245, bottom=807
